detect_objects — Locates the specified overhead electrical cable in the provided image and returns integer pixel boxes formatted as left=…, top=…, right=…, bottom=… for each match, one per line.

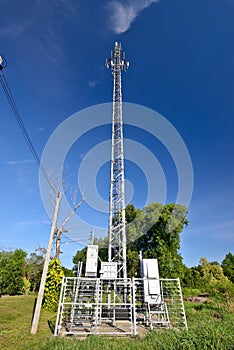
left=0, top=55, right=89, bottom=246
left=0, top=57, right=56, bottom=192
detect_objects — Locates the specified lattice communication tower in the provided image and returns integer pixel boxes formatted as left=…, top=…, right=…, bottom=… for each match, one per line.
left=106, top=42, right=129, bottom=279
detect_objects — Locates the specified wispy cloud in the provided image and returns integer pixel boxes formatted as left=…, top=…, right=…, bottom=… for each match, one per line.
left=0, top=1, right=80, bottom=38
left=6, top=159, right=35, bottom=165
left=187, top=219, right=234, bottom=241
left=107, top=0, right=160, bottom=34
left=0, top=1, right=80, bottom=67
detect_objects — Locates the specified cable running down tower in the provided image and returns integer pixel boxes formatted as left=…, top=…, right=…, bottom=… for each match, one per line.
left=106, top=42, right=129, bottom=279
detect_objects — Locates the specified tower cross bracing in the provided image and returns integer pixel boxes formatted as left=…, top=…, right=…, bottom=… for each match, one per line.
left=106, top=42, right=129, bottom=279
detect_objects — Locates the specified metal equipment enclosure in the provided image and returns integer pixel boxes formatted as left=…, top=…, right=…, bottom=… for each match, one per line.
left=54, top=276, right=187, bottom=337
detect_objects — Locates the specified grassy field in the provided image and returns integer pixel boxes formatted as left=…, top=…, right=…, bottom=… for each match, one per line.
left=0, top=295, right=55, bottom=350
left=0, top=294, right=234, bottom=350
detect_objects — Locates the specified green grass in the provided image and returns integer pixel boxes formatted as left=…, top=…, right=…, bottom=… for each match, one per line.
left=42, top=302, right=234, bottom=350
left=0, top=295, right=56, bottom=350
left=0, top=295, right=234, bottom=350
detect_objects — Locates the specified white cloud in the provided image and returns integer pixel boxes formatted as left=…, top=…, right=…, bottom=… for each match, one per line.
left=107, top=0, right=160, bottom=34
left=6, top=159, right=35, bottom=165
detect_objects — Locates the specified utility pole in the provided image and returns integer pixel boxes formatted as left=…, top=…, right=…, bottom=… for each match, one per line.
left=106, top=42, right=129, bottom=279
left=31, top=191, right=62, bottom=335
left=90, top=230, right=94, bottom=245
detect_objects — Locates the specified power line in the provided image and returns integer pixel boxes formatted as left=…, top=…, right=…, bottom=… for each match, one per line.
left=0, top=72, right=41, bottom=166
left=0, top=57, right=55, bottom=192
left=0, top=56, right=103, bottom=248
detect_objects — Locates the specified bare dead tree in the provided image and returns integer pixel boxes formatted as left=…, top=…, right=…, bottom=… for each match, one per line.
left=55, top=192, right=86, bottom=259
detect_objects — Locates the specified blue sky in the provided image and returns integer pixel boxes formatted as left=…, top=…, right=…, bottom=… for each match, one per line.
left=0, top=0, right=233, bottom=269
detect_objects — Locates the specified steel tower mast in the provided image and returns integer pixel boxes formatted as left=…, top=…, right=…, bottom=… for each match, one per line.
left=106, top=42, right=129, bottom=279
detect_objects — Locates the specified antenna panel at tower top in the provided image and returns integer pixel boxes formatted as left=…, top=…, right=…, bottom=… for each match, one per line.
left=105, top=42, right=129, bottom=72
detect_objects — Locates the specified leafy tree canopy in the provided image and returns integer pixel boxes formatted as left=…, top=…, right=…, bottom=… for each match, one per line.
left=0, top=249, right=27, bottom=295
left=199, top=257, right=228, bottom=283
left=222, top=252, right=234, bottom=283
left=25, top=247, right=46, bottom=292
left=128, top=203, right=188, bottom=278
left=73, top=203, right=188, bottom=279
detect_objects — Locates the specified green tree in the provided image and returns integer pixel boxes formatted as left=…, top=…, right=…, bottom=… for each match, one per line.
left=130, top=203, right=188, bottom=278
left=197, top=257, right=234, bottom=304
left=62, top=266, right=75, bottom=277
left=126, top=202, right=163, bottom=244
left=73, top=247, right=87, bottom=276
left=125, top=204, right=140, bottom=224
left=199, top=257, right=228, bottom=283
left=73, top=203, right=188, bottom=279
left=126, top=246, right=139, bottom=277
left=222, top=252, right=234, bottom=283
left=0, top=249, right=27, bottom=295
left=182, top=265, right=202, bottom=288
left=43, top=259, right=64, bottom=311
left=26, top=247, right=45, bottom=292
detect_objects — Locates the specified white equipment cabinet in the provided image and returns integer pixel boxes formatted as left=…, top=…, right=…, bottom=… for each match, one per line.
left=142, top=259, right=161, bottom=304
left=85, top=245, right=98, bottom=277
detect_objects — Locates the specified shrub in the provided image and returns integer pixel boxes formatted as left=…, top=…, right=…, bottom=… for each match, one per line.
left=43, top=259, right=64, bottom=311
